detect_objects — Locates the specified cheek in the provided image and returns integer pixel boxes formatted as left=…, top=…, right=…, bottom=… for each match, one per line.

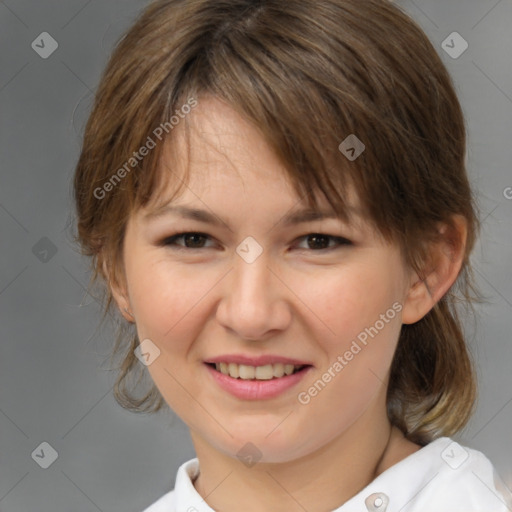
left=294, top=270, right=402, bottom=446
left=298, top=261, right=403, bottom=411
left=307, top=262, right=402, bottom=351
left=124, top=256, right=216, bottom=411
left=125, top=253, right=213, bottom=345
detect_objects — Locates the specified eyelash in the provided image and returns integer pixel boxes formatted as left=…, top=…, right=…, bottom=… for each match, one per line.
left=160, top=232, right=352, bottom=252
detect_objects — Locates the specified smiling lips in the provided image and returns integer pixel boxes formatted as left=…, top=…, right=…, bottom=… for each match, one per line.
left=205, top=362, right=313, bottom=400
left=204, top=354, right=312, bottom=381
left=212, top=362, right=306, bottom=380
left=203, top=354, right=313, bottom=399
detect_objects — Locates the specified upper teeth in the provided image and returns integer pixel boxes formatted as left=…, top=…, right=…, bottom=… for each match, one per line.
left=214, top=362, right=303, bottom=380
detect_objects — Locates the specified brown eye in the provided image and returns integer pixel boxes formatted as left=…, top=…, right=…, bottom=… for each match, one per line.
left=162, top=232, right=214, bottom=250
left=296, top=233, right=352, bottom=251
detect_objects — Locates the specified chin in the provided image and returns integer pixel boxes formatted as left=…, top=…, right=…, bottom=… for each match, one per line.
left=209, top=427, right=312, bottom=465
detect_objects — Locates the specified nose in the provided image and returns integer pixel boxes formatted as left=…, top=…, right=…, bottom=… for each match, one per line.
left=215, top=247, right=292, bottom=341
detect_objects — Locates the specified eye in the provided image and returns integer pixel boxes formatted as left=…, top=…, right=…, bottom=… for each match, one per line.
left=161, top=232, right=215, bottom=250
left=160, top=232, right=352, bottom=252
left=294, top=233, right=352, bottom=251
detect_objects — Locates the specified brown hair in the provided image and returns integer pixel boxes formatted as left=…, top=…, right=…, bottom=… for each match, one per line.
left=73, top=0, right=480, bottom=445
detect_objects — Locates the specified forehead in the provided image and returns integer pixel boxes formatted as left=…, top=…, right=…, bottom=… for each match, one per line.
left=153, top=97, right=353, bottom=196
left=168, top=96, right=286, bottom=181
left=137, top=96, right=373, bottom=236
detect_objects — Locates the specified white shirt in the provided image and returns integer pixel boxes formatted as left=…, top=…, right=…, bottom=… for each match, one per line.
left=142, top=437, right=512, bottom=512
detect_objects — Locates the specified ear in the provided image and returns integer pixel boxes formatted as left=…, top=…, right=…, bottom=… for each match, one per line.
left=102, top=257, right=134, bottom=323
left=401, top=215, right=467, bottom=325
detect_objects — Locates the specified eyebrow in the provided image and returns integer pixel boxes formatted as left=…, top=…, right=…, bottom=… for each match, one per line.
left=143, top=204, right=358, bottom=228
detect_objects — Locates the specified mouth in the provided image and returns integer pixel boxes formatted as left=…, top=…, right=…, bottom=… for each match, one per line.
left=205, top=362, right=311, bottom=380
left=204, top=359, right=314, bottom=400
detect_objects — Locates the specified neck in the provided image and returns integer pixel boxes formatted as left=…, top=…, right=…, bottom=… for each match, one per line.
left=190, top=400, right=419, bottom=512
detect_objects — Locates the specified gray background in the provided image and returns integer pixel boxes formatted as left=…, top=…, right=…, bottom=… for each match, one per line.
left=0, top=0, right=511, bottom=510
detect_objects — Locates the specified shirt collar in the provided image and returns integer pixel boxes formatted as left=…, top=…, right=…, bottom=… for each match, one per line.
left=172, top=437, right=505, bottom=512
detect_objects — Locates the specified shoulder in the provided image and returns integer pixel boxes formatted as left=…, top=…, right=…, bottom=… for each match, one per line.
left=341, top=437, right=512, bottom=512
left=416, top=438, right=512, bottom=511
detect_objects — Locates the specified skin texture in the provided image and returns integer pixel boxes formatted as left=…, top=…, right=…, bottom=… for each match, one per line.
left=108, top=97, right=467, bottom=511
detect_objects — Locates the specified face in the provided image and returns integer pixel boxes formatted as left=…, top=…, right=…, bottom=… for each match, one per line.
left=115, top=96, right=414, bottom=463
